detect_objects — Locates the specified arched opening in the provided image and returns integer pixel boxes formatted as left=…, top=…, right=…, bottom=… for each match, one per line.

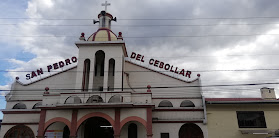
left=32, top=102, right=42, bottom=109
left=86, top=95, right=103, bottom=103
left=93, top=50, right=105, bottom=91
left=179, top=123, right=204, bottom=138
left=107, top=58, right=115, bottom=91
left=4, top=125, right=35, bottom=138
left=120, top=121, right=146, bottom=138
left=13, top=103, right=27, bottom=109
left=180, top=100, right=195, bottom=107
left=158, top=100, right=173, bottom=107
left=63, top=125, right=70, bottom=138
left=45, top=121, right=70, bottom=138
left=108, top=94, right=123, bottom=103
left=77, top=117, right=114, bottom=138
left=82, top=59, right=91, bottom=91
left=65, top=96, right=82, bottom=104
left=128, top=123, right=137, bottom=138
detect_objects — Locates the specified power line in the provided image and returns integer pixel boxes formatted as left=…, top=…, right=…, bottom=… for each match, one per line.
left=0, top=23, right=279, bottom=27
left=1, top=53, right=279, bottom=61
left=2, top=68, right=279, bottom=73
left=0, top=34, right=279, bottom=38
left=1, top=82, right=279, bottom=91
left=1, top=16, right=279, bottom=20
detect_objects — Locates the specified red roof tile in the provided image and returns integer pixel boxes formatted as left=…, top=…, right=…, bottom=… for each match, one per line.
left=205, top=98, right=263, bottom=101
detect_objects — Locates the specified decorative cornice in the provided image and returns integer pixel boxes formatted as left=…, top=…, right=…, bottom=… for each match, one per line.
left=39, top=103, right=155, bottom=110
left=152, top=97, right=202, bottom=99
left=152, top=120, right=203, bottom=123
left=153, top=108, right=203, bottom=111
left=1, top=122, right=39, bottom=125
left=2, top=111, right=41, bottom=114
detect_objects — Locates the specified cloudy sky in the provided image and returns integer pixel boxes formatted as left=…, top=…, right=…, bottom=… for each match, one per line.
left=1, top=0, right=279, bottom=117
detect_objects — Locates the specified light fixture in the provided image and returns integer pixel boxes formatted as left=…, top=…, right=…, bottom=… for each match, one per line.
left=100, top=126, right=113, bottom=128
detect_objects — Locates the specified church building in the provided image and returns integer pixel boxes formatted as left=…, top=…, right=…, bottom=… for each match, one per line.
left=0, top=5, right=207, bottom=138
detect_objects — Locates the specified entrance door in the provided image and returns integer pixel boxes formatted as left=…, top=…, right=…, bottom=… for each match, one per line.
left=179, top=123, right=204, bottom=138
left=84, top=117, right=114, bottom=138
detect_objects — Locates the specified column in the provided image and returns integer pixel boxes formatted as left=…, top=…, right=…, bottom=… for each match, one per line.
left=37, top=109, right=46, bottom=138
left=146, top=108, right=153, bottom=138
left=114, top=108, right=120, bottom=138
left=70, top=109, right=78, bottom=138
left=103, top=58, right=109, bottom=91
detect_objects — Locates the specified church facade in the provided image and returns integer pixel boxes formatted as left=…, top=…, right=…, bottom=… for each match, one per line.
left=0, top=10, right=207, bottom=138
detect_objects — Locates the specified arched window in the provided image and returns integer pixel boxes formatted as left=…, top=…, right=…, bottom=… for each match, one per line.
left=128, top=123, right=137, bottom=138
left=13, top=103, right=27, bottom=109
left=93, top=50, right=105, bottom=91
left=65, top=96, right=82, bottom=104
left=108, top=95, right=123, bottom=103
left=4, top=125, right=35, bottom=138
left=180, top=100, right=195, bottom=107
left=82, top=59, right=91, bottom=91
left=107, top=58, right=115, bottom=91
left=179, top=123, right=204, bottom=138
left=87, top=95, right=103, bottom=103
left=158, top=100, right=173, bottom=107
left=32, top=102, right=42, bottom=109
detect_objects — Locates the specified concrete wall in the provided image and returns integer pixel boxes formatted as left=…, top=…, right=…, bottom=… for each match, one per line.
left=153, top=123, right=208, bottom=138
left=9, top=68, right=77, bottom=101
left=45, top=110, right=73, bottom=123
left=153, top=111, right=204, bottom=120
left=3, top=113, right=40, bottom=123
left=207, top=104, right=279, bottom=138
left=124, top=62, right=201, bottom=97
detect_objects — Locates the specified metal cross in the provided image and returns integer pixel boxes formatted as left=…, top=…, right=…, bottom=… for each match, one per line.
left=101, top=1, right=111, bottom=12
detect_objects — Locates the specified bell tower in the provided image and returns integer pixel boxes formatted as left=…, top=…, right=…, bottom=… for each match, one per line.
left=74, top=4, right=127, bottom=92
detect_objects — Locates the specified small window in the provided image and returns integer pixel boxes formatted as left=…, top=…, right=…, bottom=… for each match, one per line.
left=87, top=95, right=103, bottom=103
left=65, top=96, right=82, bottom=104
left=180, top=100, right=195, bottom=107
left=32, top=102, right=42, bottom=109
left=237, top=111, right=267, bottom=128
left=108, top=95, right=123, bottom=103
left=13, top=103, right=27, bottom=109
left=161, top=133, right=169, bottom=138
left=158, top=100, right=173, bottom=107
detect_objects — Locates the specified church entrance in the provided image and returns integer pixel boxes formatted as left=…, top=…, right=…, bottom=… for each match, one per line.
left=84, top=117, right=114, bottom=138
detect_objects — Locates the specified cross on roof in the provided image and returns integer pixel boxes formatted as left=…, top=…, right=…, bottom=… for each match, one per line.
left=101, top=1, right=111, bottom=12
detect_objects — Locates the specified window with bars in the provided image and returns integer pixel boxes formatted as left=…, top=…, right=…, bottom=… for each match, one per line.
left=237, top=111, right=267, bottom=128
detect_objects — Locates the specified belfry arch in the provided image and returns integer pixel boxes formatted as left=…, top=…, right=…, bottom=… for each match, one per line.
left=82, top=59, right=91, bottom=91
left=93, top=50, right=105, bottom=91
left=107, top=58, right=115, bottom=91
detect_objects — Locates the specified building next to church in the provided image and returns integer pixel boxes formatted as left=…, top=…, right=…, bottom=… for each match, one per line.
left=206, top=87, right=279, bottom=138
left=0, top=8, right=208, bottom=138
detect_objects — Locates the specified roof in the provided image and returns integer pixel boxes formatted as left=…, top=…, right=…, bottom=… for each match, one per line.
left=206, top=98, right=263, bottom=101
left=87, top=28, right=117, bottom=41
left=205, top=98, right=279, bottom=104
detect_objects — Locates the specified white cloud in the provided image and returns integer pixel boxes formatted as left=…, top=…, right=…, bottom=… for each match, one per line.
left=1, top=0, right=279, bottom=98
